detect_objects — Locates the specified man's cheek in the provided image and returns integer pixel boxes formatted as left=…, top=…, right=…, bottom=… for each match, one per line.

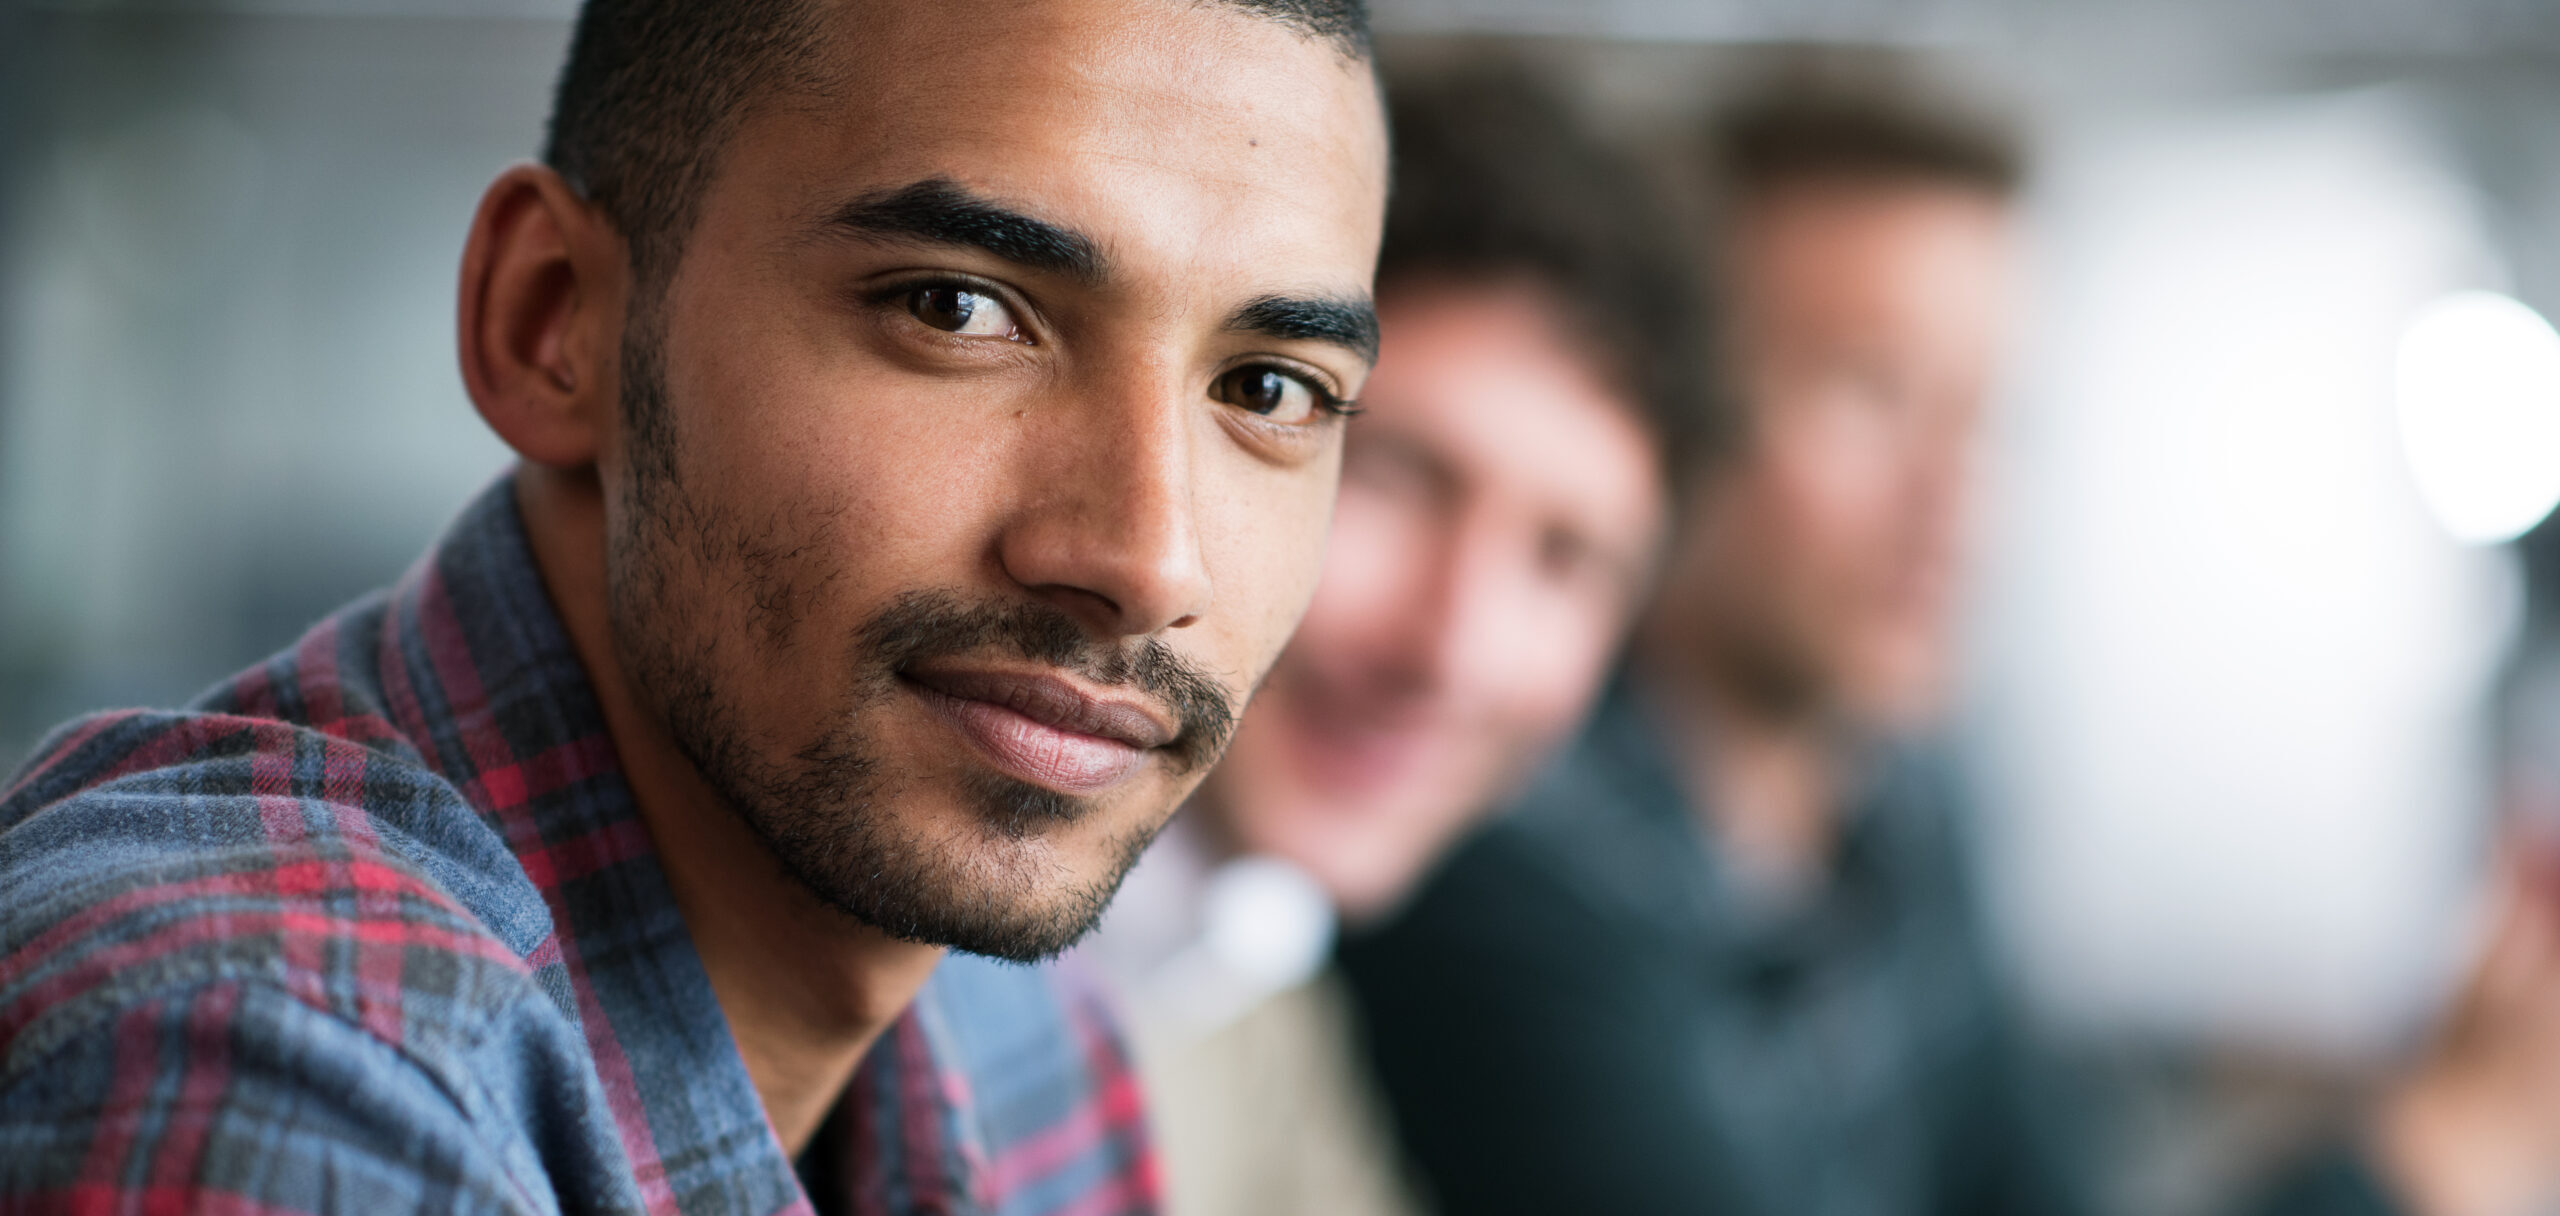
left=1312, top=508, right=1423, bottom=630
left=1262, top=555, right=1330, bottom=679
left=1212, top=496, right=1330, bottom=646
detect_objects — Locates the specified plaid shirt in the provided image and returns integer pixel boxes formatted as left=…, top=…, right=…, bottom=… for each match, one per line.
left=0, top=479, right=1158, bottom=1216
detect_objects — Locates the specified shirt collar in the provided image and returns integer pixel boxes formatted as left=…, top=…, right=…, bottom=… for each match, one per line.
left=394, top=475, right=988, bottom=1216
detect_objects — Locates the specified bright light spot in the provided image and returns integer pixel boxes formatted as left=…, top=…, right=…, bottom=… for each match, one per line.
left=2396, top=290, right=2560, bottom=545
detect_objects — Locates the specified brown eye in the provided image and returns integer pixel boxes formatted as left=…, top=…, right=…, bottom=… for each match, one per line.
left=904, top=284, right=1023, bottom=340
left=1214, top=365, right=1333, bottom=424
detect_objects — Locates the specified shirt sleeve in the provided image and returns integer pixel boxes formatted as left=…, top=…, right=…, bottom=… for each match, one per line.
left=0, top=978, right=542, bottom=1215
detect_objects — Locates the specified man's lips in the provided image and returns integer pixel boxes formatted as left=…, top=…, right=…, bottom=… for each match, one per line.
left=901, top=664, right=1178, bottom=795
left=1286, top=704, right=1441, bottom=799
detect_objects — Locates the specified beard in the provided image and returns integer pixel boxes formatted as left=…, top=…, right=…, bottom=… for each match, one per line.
left=601, top=315, right=1235, bottom=962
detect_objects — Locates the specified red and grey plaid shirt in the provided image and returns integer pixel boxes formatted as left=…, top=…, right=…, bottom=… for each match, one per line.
left=0, top=479, right=1158, bottom=1215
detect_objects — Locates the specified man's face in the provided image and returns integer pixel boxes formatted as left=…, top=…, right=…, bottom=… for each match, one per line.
left=601, top=0, right=1387, bottom=960
left=1204, top=281, right=1668, bottom=919
left=1682, top=178, right=2011, bottom=728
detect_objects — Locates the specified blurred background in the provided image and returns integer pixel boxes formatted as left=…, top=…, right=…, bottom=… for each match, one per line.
left=4, top=0, right=2559, bottom=1212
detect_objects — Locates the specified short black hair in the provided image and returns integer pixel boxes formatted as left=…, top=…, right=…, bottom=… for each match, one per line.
left=1709, top=79, right=2023, bottom=202
left=1378, top=62, right=1728, bottom=492
left=542, top=0, right=1372, bottom=286
left=1221, top=0, right=1373, bottom=57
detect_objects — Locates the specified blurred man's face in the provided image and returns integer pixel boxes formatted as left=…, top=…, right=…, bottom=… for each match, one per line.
left=602, top=0, right=1387, bottom=960
left=1205, top=281, right=1668, bottom=919
left=1678, top=178, right=2011, bottom=728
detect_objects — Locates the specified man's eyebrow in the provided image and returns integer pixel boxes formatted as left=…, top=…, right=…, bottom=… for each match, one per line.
left=818, top=177, right=1104, bottom=284
left=1229, top=294, right=1381, bottom=366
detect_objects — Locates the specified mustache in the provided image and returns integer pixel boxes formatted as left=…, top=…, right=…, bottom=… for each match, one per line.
left=859, top=589, right=1239, bottom=774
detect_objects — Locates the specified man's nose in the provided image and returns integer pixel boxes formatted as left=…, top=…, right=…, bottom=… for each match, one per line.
left=1901, top=417, right=1978, bottom=549
left=996, top=368, right=1214, bottom=639
left=1370, top=515, right=1505, bottom=707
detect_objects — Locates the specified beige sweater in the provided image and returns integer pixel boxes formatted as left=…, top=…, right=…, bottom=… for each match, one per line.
left=1133, top=968, right=1430, bottom=1216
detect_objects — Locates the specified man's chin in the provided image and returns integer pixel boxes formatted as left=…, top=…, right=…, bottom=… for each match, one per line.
left=1269, top=715, right=1450, bottom=803
left=950, top=767, right=1103, bottom=841
left=789, top=845, right=1124, bottom=964
left=802, top=797, right=1169, bottom=963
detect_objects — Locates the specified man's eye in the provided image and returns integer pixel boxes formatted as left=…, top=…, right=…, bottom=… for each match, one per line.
left=1213, top=365, right=1341, bottom=424
left=904, top=285, right=1024, bottom=341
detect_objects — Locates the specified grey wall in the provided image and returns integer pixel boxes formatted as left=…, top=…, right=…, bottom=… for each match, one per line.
left=1, top=13, right=567, bottom=761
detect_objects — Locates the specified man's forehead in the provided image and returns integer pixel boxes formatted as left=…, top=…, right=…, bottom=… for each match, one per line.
left=755, top=0, right=1386, bottom=294
left=1364, top=296, right=1662, bottom=524
left=801, top=0, right=1384, bottom=179
left=1745, top=188, right=2012, bottom=363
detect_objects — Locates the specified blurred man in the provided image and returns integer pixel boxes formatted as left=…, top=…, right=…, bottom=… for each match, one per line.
left=0, top=1, right=1387, bottom=1211
left=1352, top=85, right=2064, bottom=1216
left=1347, top=78, right=2560, bottom=1216
left=1081, top=67, right=1716, bottom=1216
left=1341, top=79, right=2079, bottom=1216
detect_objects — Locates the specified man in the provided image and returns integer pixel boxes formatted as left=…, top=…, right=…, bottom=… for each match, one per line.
left=0, top=1, right=1387, bottom=1211
left=1345, top=85, right=2070, bottom=1216
left=1336, top=77, right=2119, bottom=1216
left=1346, top=77, right=2560, bottom=1216
left=1081, top=66, right=1713, bottom=1216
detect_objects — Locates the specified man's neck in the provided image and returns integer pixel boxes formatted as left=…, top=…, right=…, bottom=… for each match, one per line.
left=512, top=464, right=943, bottom=1157
left=1639, top=634, right=1846, bottom=890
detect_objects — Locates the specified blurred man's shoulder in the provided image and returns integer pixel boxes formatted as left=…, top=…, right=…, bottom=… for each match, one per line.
left=1437, top=697, right=1702, bottom=928
left=1375, top=796, right=1682, bottom=976
left=1144, top=968, right=1425, bottom=1216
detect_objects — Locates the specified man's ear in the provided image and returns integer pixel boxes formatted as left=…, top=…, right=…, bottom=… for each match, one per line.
left=457, top=163, right=625, bottom=469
